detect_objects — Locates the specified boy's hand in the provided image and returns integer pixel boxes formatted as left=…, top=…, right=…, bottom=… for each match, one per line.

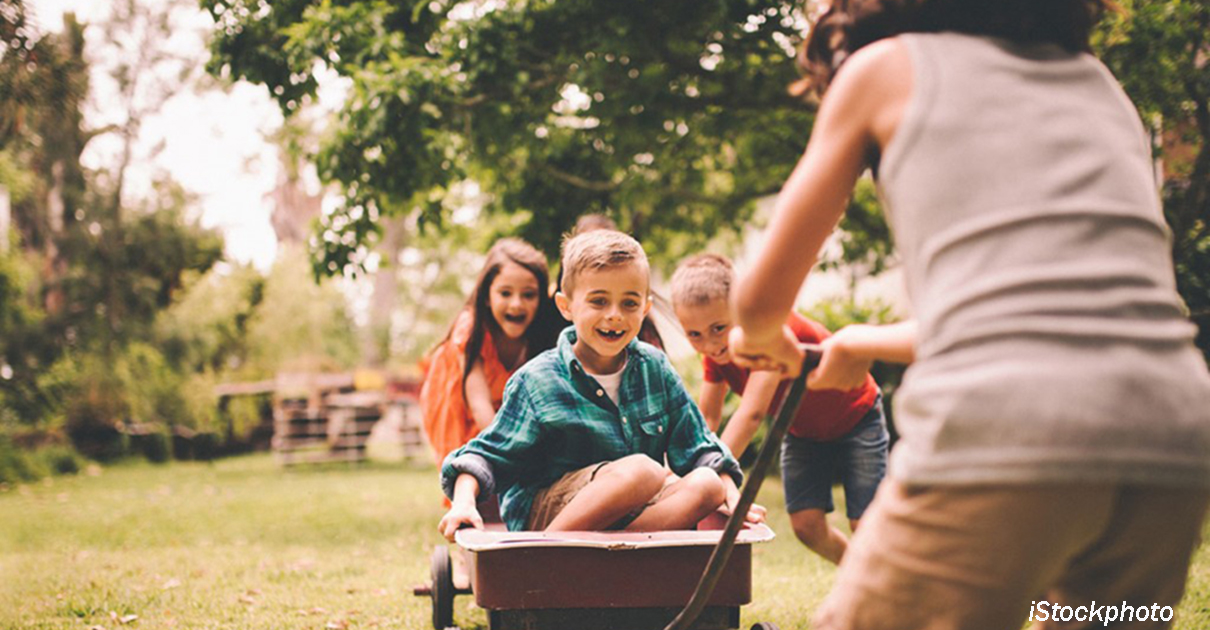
left=720, top=475, right=767, bottom=524
left=729, top=325, right=804, bottom=378
left=809, top=327, right=875, bottom=391
left=438, top=502, right=484, bottom=542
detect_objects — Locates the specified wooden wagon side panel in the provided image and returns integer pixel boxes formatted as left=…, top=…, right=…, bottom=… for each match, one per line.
left=488, top=606, right=740, bottom=630
left=469, top=544, right=753, bottom=610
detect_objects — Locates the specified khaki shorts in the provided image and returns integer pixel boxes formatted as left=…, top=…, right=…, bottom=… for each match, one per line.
left=527, top=462, right=676, bottom=531
left=814, top=481, right=1209, bottom=630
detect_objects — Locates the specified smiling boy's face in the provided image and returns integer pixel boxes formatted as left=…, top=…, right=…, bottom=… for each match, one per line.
left=555, top=262, right=652, bottom=375
left=674, top=299, right=733, bottom=365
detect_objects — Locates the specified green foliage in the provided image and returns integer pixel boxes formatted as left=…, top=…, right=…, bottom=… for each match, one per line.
left=0, top=435, right=87, bottom=484
left=53, top=353, right=128, bottom=461
left=801, top=296, right=901, bottom=332
left=156, top=264, right=265, bottom=374
left=817, top=177, right=895, bottom=289
left=243, top=246, right=360, bottom=375
left=35, top=443, right=85, bottom=475
left=129, top=428, right=172, bottom=464
left=56, top=181, right=225, bottom=347
left=2, top=0, right=367, bottom=464
left=0, top=435, right=45, bottom=483
left=223, top=395, right=267, bottom=445
left=0, top=149, right=35, bottom=202
left=0, top=246, right=51, bottom=426
left=205, top=0, right=815, bottom=270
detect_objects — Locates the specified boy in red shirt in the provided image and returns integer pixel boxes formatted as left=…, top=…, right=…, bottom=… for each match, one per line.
left=671, top=253, right=888, bottom=564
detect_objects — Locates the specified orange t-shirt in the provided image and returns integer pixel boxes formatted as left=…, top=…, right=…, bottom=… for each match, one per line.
left=703, top=312, right=879, bottom=441
left=419, top=310, right=516, bottom=464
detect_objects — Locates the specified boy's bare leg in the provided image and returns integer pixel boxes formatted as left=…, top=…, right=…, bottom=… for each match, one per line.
left=544, top=454, right=665, bottom=531
left=626, top=468, right=726, bottom=531
left=450, top=547, right=470, bottom=590
left=790, top=508, right=848, bottom=564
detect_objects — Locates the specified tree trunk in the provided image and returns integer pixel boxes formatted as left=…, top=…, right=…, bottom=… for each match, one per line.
left=362, top=216, right=408, bottom=366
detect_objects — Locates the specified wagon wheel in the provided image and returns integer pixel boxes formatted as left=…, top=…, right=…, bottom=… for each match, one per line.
left=430, top=546, right=456, bottom=630
left=750, top=623, right=780, bottom=630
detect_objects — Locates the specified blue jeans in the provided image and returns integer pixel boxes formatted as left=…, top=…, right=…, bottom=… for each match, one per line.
left=780, top=395, right=889, bottom=520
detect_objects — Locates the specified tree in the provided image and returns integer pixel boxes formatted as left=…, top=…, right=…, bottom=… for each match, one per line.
left=203, top=0, right=814, bottom=271
left=0, top=1, right=226, bottom=442
left=204, top=0, right=1210, bottom=363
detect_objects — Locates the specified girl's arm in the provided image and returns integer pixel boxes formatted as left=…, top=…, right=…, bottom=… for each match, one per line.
left=830, top=321, right=917, bottom=363
left=731, top=39, right=912, bottom=377
left=464, top=359, right=497, bottom=430
left=810, top=320, right=917, bottom=391
left=718, top=371, right=781, bottom=459
left=698, top=380, right=728, bottom=433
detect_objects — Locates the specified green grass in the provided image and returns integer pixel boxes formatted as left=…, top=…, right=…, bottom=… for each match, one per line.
left=2, top=454, right=1209, bottom=630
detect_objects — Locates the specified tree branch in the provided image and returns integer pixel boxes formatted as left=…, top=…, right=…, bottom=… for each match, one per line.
left=540, top=164, right=619, bottom=191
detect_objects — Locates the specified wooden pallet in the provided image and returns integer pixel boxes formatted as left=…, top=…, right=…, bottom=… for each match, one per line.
left=273, top=390, right=381, bottom=466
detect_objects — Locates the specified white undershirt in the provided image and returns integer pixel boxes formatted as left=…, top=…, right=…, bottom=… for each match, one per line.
left=588, top=360, right=626, bottom=406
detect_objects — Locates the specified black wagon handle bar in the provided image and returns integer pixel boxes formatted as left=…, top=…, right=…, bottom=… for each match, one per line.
left=665, top=343, right=824, bottom=630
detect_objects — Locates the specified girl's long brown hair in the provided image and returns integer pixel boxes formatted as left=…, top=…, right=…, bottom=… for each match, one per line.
left=435, top=238, right=562, bottom=387
left=794, top=0, right=1114, bottom=98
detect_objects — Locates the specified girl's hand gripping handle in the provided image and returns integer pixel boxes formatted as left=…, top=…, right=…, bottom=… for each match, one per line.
left=729, top=324, right=806, bottom=377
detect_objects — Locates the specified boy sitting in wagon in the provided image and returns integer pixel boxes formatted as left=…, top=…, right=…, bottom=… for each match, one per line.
left=439, top=230, right=762, bottom=538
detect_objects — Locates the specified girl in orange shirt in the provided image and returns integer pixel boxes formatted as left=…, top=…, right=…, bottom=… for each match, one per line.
left=420, top=239, right=561, bottom=465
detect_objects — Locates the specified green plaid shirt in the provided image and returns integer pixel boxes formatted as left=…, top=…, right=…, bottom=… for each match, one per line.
left=442, top=326, right=741, bottom=531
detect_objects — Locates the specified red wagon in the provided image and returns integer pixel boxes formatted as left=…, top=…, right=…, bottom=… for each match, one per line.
left=418, top=518, right=775, bottom=630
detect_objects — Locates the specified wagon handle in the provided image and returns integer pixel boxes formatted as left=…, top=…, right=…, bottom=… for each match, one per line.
left=665, top=344, right=823, bottom=630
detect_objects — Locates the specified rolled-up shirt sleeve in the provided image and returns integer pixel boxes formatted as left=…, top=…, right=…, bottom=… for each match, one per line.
left=439, top=378, right=542, bottom=501
left=692, top=450, right=743, bottom=486
left=658, top=354, right=743, bottom=486
left=441, top=452, right=495, bottom=499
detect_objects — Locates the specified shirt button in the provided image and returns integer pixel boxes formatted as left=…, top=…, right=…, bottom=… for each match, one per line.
left=596, top=389, right=604, bottom=397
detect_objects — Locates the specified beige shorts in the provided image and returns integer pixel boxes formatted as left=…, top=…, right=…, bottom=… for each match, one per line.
left=814, top=480, right=1209, bottom=630
left=527, top=462, right=676, bottom=531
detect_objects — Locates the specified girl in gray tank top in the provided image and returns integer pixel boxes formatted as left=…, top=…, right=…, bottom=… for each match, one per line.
left=729, top=1, right=1210, bottom=629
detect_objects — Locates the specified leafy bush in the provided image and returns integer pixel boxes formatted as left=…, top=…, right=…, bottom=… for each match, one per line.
left=129, top=427, right=172, bottom=464
left=221, top=394, right=272, bottom=450
left=33, top=444, right=86, bottom=475
left=192, top=431, right=219, bottom=461
left=0, top=437, right=44, bottom=483
left=54, top=354, right=130, bottom=462
left=0, top=437, right=88, bottom=485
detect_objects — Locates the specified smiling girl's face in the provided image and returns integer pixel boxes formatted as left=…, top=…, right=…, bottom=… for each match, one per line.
left=488, top=261, right=541, bottom=340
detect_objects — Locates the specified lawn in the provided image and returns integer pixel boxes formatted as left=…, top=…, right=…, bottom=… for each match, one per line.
left=2, top=454, right=1209, bottom=630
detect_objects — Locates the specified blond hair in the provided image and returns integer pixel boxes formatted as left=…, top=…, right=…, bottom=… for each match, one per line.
left=560, top=230, right=650, bottom=296
left=670, top=253, right=734, bottom=308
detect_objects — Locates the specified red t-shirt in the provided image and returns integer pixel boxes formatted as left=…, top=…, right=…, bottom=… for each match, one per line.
left=703, top=312, right=880, bottom=442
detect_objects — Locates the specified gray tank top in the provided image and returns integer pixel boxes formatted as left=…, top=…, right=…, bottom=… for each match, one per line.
left=879, top=33, right=1210, bottom=487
